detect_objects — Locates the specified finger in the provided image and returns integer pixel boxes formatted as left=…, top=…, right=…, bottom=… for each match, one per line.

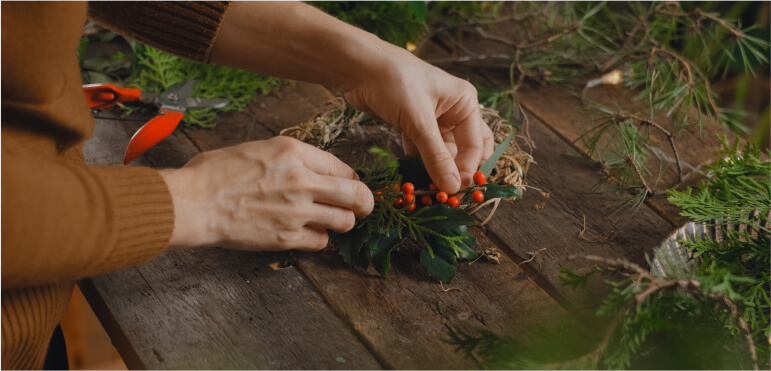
left=442, top=131, right=458, bottom=159
left=284, top=226, right=329, bottom=251
left=407, top=114, right=461, bottom=193
left=402, top=133, right=419, bottom=157
left=308, top=173, right=374, bottom=218
left=305, top=203, right=357, bottom=233
left=449, top=107, right=483, bottom=188
left=480, top=121, right=495, bottom=166
left=301, top=146, right=359, bottom=180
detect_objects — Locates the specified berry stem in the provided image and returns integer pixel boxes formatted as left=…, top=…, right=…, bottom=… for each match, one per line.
left=412, top=186, right=487, bottom=196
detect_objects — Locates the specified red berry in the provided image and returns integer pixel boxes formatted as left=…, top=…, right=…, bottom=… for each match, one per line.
left=393, top=196, right=404, bottom=208
left=448, top=196, right=460, bottom=208
left=472, top=190, right=485, bottom=203
left=436, top=191, right=448, bottom=203
left=473, top=171, right=487, bottom=186
left=392, top=184, right=400, bottom=191
left=403, top=194, right=415, bottom=206
left=402, top=182, right=415, bottom=194
left=407, top=203, right=416, bottom=212
left=421, top=195, right=433, bottom=206
left=429, top=183, right=438, bottom=191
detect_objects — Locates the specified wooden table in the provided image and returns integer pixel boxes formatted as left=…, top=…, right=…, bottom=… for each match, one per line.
left=79, top=39, right=734, bottom=369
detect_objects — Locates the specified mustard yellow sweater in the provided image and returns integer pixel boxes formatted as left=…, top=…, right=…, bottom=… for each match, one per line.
left=1, top=2, right=229, bottom=368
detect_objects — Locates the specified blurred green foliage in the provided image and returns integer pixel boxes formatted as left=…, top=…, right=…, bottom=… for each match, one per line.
left=308, top=1, right=502, bottom=46
left=308, top=1, right=426, bottom=47
left=79, top=28, right=281, bottom=129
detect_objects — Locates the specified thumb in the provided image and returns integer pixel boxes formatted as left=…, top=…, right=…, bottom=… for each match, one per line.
left=407, top=118, right=461, bottom=193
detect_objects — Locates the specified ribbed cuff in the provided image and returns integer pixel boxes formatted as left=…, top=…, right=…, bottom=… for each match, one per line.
left=90, top=166, right=174, bottom=271
left=88, top=1, right=231, bottom=63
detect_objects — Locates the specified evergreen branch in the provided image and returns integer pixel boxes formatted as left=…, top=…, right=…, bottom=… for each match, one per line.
left=541, top=304, right=630, bottom=369
left=649, top=47, right=721, bottom=121
left=625, top=154, right=654, bottom=197
left=637, top=118, right=683, bottom=183
left=721, top=294, right=760, bottom=371
left=569, top=253, right=761, bottom=369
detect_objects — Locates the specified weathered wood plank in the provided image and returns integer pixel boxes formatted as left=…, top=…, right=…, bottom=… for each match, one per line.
left=81, top=109, right=382, bottom=369
left=181, top=82, right=567, bottom=369
left=80, top=249, right=381, bottom=369
left=247, top=82, right=336, bottom=136
left=182, top=110, right=273, bottom=151
left=423, top=21, right=736, bottom=226
left=473, top=111, right=674, bottom=310
left=516, top=83, right=736, bottom=226
left=294, top=231, right=566, bottom=369
left=417, top=38, right=678, bottom=310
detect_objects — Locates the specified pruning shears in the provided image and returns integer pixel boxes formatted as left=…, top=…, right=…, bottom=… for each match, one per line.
left=83, top=80, right=229, bottom=164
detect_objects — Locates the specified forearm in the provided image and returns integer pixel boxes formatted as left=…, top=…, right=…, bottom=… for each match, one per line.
left=1, top=147, right=174, bottom=288
left=209, top=2, right=409, bottom=91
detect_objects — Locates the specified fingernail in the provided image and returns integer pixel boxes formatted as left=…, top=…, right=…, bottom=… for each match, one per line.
left=441, top=173, right=460, bottom=193
left=459, top=171, right=473, bottom=187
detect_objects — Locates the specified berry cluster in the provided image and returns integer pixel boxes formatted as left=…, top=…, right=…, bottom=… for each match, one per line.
left=386, top=171, right=489, bottom=211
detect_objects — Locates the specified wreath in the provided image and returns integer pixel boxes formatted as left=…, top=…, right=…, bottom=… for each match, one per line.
left=281, top=99, right=536, bottom=283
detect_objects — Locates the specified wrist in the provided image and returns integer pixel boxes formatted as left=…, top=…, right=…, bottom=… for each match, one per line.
left=158, top=168, right=209, bottom=250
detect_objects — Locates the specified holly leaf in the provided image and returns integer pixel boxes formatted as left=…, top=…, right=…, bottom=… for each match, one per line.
left=333, top=225, right=371, bottom=265
left=398, top=158, right=432, bottom=189
left=477, top=132, right=515, bottom=178
left=355, top=234, right=380, bottom=270
left=420, top=238, right=458, bottom=283
left=445, top=226, right=479, bottom=260
left=372, top=228, right=405, bottom=276
left=483, top=182, right=522, bottom=200
left=416, top=205, right=476, bottom=231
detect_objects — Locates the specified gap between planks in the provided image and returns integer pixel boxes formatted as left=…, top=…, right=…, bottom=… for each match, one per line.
left=176, top=82, right=566, bottom=369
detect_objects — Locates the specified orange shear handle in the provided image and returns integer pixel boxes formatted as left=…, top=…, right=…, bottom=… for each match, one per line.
left=84, top=84, right=142, bottom=109
left=124, top=109, right=185, bottom=164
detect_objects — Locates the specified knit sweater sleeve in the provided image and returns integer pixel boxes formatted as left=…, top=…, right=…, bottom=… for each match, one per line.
left=87, top=1, right=231, bottom=63
left=1, top=137, right=175, bottom=289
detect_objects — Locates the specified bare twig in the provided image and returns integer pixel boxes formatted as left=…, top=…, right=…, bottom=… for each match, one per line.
left=518, top=248, right=547, bottom=267
left=578, top=215, right=616, bottom=242
left=635, top=116, right=683, bottom=182
left=721, top=295, right=759, bottom=371
left=625, top=154, right=655, bottom=197
left=440, top=281, right=461, bottom=292
left=480, top=198, right=501, bottom=226
left=568, top=254, right=652, bottom=279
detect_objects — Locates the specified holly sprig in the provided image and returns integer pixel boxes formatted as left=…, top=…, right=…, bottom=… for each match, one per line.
left=333, top=148, right=480, bottom=283
left=331, top=141, right=520, bottom=283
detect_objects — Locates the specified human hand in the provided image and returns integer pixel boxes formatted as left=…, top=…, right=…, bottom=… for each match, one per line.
left=342, top=48, right=495, bottom=194
left=158, top=137, right=374, bottom=251
left=210, top=2, right=493, bottom=193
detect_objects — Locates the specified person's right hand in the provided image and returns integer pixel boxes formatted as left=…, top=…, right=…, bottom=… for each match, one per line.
left=158, top=136, right=374, bottom=251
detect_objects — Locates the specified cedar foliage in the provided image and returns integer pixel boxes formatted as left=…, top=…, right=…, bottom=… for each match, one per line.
left=446, top=139, right=770, bottom=370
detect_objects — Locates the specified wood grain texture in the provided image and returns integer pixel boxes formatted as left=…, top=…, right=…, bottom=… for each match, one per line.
left=472, top=111, right=675, bottom=311
left=293, top=229, right=566, bottom=370
left=516, top=83, right=736, bottom=226
left=417, top=37, right=678, bottom=310
left=80, top=249, right=381, bottom=369
left=81, top=103, right=382, bottom=369
left=179, top=81, right=566, bottom=370
left=422, top=16, right=736, bottom=226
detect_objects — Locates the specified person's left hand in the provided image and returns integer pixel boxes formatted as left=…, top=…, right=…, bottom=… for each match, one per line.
left=342, top=48, right=495, bottom=194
